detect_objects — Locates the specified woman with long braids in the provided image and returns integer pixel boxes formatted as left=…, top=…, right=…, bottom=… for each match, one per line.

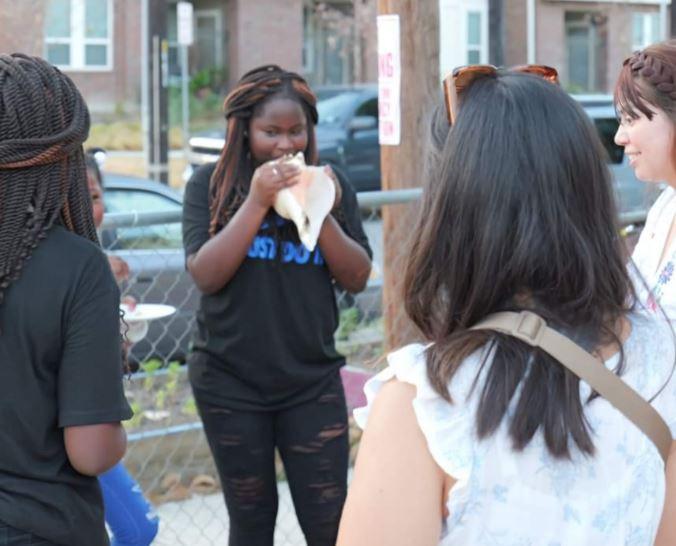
left=614, top=39, right=676, bottom=545
left=182, top=65, right=372, bottom=545
left=0, top=54, right=132, bottom=545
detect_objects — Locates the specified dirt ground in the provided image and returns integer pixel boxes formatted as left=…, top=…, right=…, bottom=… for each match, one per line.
left=103, top=154, right=189, bottom=191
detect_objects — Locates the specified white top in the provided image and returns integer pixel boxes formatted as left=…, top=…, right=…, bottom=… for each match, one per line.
left=355, top=313, right=676, bottom=545
left=632, top=186, right=676, bottom=322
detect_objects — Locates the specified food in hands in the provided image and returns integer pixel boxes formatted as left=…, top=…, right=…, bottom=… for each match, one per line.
left=272, top=152, right=336, bottom=251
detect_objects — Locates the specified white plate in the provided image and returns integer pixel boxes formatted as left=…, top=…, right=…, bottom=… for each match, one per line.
left=120, top=303, right=176, bottom=323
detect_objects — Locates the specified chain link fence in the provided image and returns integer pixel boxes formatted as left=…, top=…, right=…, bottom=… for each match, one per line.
left=101, top=189, right=647, bottom=545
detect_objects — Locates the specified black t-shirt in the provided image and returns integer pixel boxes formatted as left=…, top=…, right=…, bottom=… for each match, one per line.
left=183, top=163, right=372, bottom=409
left=0, top=225, right=132, bottom=546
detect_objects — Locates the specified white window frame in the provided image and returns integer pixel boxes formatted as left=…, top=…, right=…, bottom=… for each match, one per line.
left=302, top=1, right=316, bottom=75
left=195, top=9, right=224, bottom=69
left=439, top=0, right=489, bottom=80
left=632, top=11, right=660, bottom=51
left=44, top=0, right=114, bottom=72
left=466, top=10, right=487, bottom=65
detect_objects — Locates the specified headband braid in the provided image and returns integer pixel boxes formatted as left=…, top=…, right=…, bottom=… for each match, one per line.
left=626, top=50, right=676, bottom=101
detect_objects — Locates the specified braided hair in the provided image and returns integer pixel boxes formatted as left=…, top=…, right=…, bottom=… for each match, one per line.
left=208, top=65, right=319, bottom=236
left=615, top=40, right=676, bottom=126
left=0, top=53, right=96, bottom=309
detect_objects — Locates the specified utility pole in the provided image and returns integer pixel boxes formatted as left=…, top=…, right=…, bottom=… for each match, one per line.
left=377, top=0, right=439, bottom=349
left=671, top=0, right=675, bottom=38
left=146, top=0, right=169, bottom=185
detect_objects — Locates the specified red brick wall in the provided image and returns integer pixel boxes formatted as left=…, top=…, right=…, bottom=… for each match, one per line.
left=504, top=0, right=656, bottom=94
left=227, top=0, right=303, bottom=86
left=504, top=0, right=528, bottom=65
left=0, top=0, right=142, bottom=117
left=0, top=0, right=45, bottom=56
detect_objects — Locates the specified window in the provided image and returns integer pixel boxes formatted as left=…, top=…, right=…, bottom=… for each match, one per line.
left=44, top=0, right=113, bottom=70
left=565, top=12, right=604, bottom=93
left=303, top=3, right=315, bottom=74
left=632, top=12, right=660, bottom=51
left=355, top=98, right=378, bottom=119
left=195, top=10, right=222, bottom=73
left=467, top=12, right=483, bottom=64
left=317, top=92, right=361, bottom=125
left=102, top=189, right=183, bottom=251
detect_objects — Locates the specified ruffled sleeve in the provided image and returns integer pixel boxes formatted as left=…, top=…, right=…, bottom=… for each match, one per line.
left=354, top=343, right=486, bottom=483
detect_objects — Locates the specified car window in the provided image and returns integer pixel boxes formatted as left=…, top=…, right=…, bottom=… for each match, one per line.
left=355, top=98, right=378, bottom=119
left=317, top=92, right=361, bottom=125
left=104, top=189, right=181, bottom=213
left=592, top=118, right=624, bottom=164
left=103, top=189, right=182, bottom=251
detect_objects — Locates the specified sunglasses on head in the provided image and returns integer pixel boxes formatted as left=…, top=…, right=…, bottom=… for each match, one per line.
left=442, top=64, right=560, bottom=125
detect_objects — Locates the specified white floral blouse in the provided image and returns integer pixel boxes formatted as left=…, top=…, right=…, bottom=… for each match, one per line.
left=632, top=185, right=676, bottom=321
left=355, top=312, right=676, bottom=545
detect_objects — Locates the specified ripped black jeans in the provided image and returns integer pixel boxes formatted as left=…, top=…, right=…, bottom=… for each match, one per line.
left=194, top=373, right=349, bottom=546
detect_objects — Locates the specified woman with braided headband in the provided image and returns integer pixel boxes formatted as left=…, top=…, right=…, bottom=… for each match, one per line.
left=182, top=65, right=372, bottom=545
left=0, top=54, right=131, bottom=545
left=614, top=40, right=676, bottom=546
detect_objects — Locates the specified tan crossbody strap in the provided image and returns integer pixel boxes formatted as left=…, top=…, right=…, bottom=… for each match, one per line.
left=470, top=311, right=672, bottom=465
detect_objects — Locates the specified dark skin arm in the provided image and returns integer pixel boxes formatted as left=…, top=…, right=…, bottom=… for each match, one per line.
left=317, top=214, right=371, bottom=293
left=187, top=161, right=300, bottom=294
left=64, top=423, right=127, bottom=476
left=318, top=166, right=371, bottom=293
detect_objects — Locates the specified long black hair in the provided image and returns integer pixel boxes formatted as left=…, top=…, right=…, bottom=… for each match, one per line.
left=0, top=53, right=95, bottom=309
left=208, top=65, right=319, bottom=236
left=404, top=72, right=636, bottom=459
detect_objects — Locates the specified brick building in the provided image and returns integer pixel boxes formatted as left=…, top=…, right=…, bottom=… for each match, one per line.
left=0, top=0, right=376, bottom=116
left=0, top=0, right=142, bottom=116
left=1, top=0, right=669, bottom=115
left=440, top=0, right=670, bottom=93
left=505, top=0, right=670, bottom=94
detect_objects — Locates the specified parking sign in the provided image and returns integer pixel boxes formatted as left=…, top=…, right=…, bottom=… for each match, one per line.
left=377, top=15, right=401, bottom=146
left=177, top=2, right=194, bottom=46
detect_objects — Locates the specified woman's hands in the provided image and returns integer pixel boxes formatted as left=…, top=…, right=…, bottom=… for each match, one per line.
left=108, top=256, right=130, bottom=283
left=248, top=160, right=301, bottom=210
left=323, top=165, right=342, bottom=210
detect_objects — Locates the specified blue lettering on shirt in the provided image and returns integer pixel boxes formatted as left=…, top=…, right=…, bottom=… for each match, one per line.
left=248, top=236, right=324, bottom=266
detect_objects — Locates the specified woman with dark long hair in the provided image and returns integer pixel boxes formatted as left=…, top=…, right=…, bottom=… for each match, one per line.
left=338, top=70, right=676, bottom=545
left=182, top=65, right=372, bottom=545
left=0, top=54, right=131, bottom=545
left=614, top=39, right=676, bottom=546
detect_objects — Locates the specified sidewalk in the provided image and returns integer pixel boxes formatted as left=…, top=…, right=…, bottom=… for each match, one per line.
left=148, top=368, right=371, bottom=545
left=154, top=471, right=355, bottom=546
left=153, top=481, right=304, bottom=545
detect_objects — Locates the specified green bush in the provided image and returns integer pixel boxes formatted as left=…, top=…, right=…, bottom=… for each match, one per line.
left=169, top=86, right=223, bottom=127
left=337, top=307, right=360, bottom=341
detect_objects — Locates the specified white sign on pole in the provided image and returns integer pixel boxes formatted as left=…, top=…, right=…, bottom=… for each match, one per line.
left=377, top=15, right=401, bottom=146
left=177, top=2, right=194, bottom=46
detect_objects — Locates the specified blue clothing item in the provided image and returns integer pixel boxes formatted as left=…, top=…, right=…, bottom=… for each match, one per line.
left=99, top=463, right=159, bottom=546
